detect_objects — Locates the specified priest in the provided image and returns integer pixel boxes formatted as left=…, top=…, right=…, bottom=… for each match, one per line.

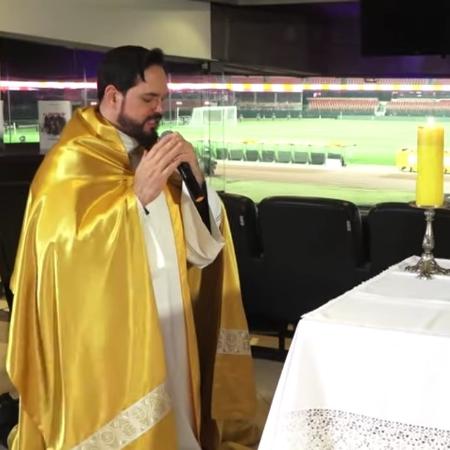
left=7, top=45, right=256, bottom=449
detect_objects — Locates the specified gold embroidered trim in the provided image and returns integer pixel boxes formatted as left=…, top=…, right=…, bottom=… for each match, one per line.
left=217, top=329, right=251, bottom=355
left=73, top=383, right=171, bottom=449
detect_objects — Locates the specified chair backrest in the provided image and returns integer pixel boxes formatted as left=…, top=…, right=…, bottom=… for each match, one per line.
left=219, top=192, right=274, bottom=329
left=219, top=192, right=262, bottom=260
left=229, top=149, right=244, bottom=161
left=0, top=153, right=43, bottom=182
left=245, top=149, right=260, bottom=162
left=276, top=150, right=292, bottom=163
left=214, top=148, right=229, bottom=160
left=310, top=152, right=326, bottom=165
left=367, top=202, right=450, bottom=275
left=258, top=196, right=363, bottom=323
left=293, top=151, right=309, bottom=164
left=261, top=150, right=276, bottom=162
left=0, top=182, right=31, bottom=310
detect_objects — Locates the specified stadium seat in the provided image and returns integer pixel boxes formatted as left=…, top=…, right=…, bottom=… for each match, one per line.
left=245, top=149, right=260, bottom=162
left=214, top=148, right=228, bottom=160
left=367, top=202, right=450, bottom=276
left=307, top=97, right=379, bottom=116
left=219, top=193, right=285, bottom=356
left=229, top=149, right=244, bottom=161
left=293, top=151, right=310, bottom=164
left=276, top=151, right=292, bottom=163
left=327, top=152, right=345, bottom=167
left=311, top=152, right=326, bottom=165
left=261, top=150, right=276, bottom=162
left=258, top=196, right=364, bottom=326
left=0, top=182, right=30, bottom=312
left=0, top=153, right=44, bottom=182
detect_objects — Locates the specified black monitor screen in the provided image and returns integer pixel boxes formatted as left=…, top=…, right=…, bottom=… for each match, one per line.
left=361, top=0, right=450, bottom=56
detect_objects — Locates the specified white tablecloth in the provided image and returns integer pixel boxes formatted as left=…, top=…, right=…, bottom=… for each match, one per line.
left=259, top=257, right=450, bottom=450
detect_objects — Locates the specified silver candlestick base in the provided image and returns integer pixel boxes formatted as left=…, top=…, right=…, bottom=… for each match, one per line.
left=404, top=206, right=450, bottom=279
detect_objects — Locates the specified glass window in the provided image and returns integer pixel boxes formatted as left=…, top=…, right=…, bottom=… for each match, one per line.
left=3, top=38, right=450, bottom=207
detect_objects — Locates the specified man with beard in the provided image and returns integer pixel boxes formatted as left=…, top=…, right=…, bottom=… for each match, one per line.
left=7, top=46, right=257, bottom=449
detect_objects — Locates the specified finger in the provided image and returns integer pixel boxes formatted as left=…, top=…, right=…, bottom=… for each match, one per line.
left=156, top=142, right=185, bottom=171
left=162, top=157, right=184, bottom=178
left=146, top=135, right=181, bottom=164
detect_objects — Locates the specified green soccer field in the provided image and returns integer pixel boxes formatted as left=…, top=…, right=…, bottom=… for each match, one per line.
left=161, top=116, right=450, bottom=205
left=160, top=116, right=450, bottom=166
left=7, top=116, right=448, bottom=205
left=8, top=116, right=449, bottom=165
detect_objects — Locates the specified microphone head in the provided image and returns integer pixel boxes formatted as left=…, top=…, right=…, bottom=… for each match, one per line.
left=159, top=130, right=173, bottom=139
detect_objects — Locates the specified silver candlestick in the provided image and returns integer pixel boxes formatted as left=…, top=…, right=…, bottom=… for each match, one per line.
left=404, top=207, right=450, bottom=279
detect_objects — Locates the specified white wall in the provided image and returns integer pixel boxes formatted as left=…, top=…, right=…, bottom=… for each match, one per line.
left=0, top=0, right=211, bottom=60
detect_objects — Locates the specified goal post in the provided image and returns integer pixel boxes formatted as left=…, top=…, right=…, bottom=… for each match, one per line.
left=190, top=106, right=238, bottom=127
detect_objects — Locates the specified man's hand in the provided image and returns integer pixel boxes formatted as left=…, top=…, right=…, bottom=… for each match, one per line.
left=133, top=132, right=204, bottom=206
left=170, top=132, right=204, bottom=186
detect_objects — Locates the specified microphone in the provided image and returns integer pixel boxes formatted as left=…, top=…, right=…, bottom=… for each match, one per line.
left=159, top=130, right=205, bottom=203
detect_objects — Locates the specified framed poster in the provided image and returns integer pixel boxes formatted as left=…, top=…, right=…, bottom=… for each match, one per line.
left=38, top=100, right=72, bottom=153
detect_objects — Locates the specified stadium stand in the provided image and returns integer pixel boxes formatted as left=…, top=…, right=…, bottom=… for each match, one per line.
left=302, top=77, right=341, bottom=84
left=307, top=97, right=379, bottom=115
left=386, top=99, right=450, bottom=116
left=376, top=78, right=430, bottom=85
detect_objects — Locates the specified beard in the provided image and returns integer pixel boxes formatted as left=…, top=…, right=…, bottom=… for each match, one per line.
left=117, top=108, right=162, bottom=149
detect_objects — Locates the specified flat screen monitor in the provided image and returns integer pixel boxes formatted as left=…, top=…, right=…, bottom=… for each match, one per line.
left=361, top=0, right=450, bottom=56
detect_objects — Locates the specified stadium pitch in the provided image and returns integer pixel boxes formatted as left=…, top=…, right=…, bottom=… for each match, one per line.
left=7, top=116, right=450, bottom=205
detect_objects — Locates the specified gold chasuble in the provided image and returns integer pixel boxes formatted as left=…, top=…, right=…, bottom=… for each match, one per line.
left=6, top=107, right=257, bottom=449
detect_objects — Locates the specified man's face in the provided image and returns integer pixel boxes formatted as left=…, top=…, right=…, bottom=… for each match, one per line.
left=116, top=65, right=168, bottom=149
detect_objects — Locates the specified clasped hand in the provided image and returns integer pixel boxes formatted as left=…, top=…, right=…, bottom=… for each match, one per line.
left=134, top=132, right=204, bottom=206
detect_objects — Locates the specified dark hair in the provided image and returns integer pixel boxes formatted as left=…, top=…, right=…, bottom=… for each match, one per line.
left=97, top=46, right=165, bottom=101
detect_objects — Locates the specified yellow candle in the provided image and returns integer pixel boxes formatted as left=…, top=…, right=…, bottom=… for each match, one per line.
left=416, top=124, right=444, bottom=207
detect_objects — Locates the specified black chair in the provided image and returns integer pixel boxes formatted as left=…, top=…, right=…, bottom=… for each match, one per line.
left=276, top=151, right=292, bottom=163
left=293, top=151, right=310, bottom=164
left=219, top=192, right=286, bottom=358
left=245, top=149, right=260, bottom=162
left=214, top=148, right=228, bottom=160
left=261, top=150, right=276, bottom=162
left=310, top=152, right=326, bottom=165
left=367, top=202, right=450, bottom=276
left=327, top=152, right=345, bottom=166
left=0, top=153, right=43, bottom=183
left=258, top=196, right=364, bottom=326
left=229, top=149, right=244, bottom=161
left=0, top=182, right=31, bottom=312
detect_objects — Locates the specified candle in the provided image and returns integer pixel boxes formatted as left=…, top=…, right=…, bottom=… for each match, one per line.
left=416, top=124, right=444, bottom=207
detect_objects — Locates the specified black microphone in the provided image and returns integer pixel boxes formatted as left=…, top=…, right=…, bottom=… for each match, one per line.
left=159, top=130, right=205, bottom=203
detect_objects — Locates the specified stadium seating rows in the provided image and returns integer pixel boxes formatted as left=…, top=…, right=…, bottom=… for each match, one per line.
left=307, top=97, right=379, bottom=114
left=386, top=99, right=450, bottom=115
left=219, top=193, right=450, bottom=356
left=167, top=95, right=450, bottom=121
left=168, top=74, right=448, bottom=86
left=1, top=155, right=449, bottom=357
left=207, top=147, right=344, bottom=165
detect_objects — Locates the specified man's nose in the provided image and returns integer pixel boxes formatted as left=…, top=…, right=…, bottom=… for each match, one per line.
left=154, top=98, right=164, bottom=114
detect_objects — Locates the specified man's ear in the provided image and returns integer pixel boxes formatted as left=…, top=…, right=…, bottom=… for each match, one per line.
left=103, top=85, right=122, bottom=107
